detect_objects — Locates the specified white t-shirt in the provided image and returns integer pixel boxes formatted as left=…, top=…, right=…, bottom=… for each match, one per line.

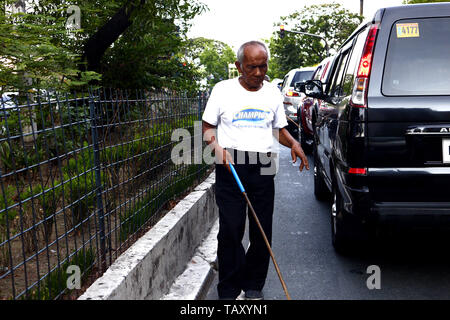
left=202, top=78, right=288, bottom=153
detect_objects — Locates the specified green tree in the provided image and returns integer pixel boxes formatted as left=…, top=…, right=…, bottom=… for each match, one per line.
left=0, top=0, right=99, bottom=92
left=267, top=2, right=363, bottom=79
left=89, top=0, right=207, bottom=90
left=0, top=0, right=208, bottom=93
left=186, top=38, right=235, bottom=88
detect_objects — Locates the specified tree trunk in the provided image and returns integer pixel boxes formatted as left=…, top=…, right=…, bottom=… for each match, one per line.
left=81, top=1, right=144, bottom=72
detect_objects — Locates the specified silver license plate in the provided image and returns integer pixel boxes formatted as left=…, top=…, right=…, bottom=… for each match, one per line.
left=442, top=138, right=450, bottom=163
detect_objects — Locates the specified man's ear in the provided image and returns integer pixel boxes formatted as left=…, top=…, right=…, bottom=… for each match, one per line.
left=235, top=61, right=242, bottom=74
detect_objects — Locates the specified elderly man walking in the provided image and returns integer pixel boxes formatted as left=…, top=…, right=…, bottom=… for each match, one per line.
left=202, top=40, right=309, bottom=300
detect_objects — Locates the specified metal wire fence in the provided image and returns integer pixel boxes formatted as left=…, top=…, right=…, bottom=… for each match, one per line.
left=0, top=88, right=210, bottom=299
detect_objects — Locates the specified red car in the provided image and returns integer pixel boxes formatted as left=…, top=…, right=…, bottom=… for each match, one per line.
left=297, top=56, right=336, bottom=153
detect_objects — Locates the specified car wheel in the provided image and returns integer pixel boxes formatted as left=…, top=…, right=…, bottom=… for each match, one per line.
left=287, top=121, right=299, bottom=140
left=313, top=146, right=330, bottom=201
left=300, top=126, right=313, bottom=154
left=331, top=189, right=347, bottom=253
left=331, top=186, right=365, bottom=255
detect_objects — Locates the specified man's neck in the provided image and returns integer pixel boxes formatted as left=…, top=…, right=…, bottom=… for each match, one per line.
left=238, top=77, right=263, bottom=92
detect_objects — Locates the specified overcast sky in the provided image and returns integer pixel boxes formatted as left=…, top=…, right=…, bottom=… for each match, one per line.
left=188, top=0, right=405, bottom=51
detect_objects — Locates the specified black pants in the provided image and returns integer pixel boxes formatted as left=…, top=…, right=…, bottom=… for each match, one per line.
left=215, top=150, right=276, bottom=299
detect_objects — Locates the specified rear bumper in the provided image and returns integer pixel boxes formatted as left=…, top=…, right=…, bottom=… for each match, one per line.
left=372, top=202, right=450, bottom=226
left=338, top=167, right=450, bottom=227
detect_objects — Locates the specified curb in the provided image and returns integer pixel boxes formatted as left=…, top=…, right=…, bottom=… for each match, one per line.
left=161, top=219, right=219, bottom=300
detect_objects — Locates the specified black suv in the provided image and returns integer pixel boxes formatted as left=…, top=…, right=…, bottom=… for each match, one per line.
left=299, top=3, right=450, bottom=252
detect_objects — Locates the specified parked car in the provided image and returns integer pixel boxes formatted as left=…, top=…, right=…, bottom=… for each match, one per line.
left=296, top=56, right=336, bottom=153
left=0, top=92, right=18, bottom=109
left=0, top=92, right=19, bottom=118
left=271, top=78, right=283, bottom=91
left=280, top=67, right=315, bottom=138
left=300, top=2, right=450, bottom=253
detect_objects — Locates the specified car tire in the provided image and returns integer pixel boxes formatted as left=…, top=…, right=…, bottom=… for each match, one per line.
left=287, top=121, right=299, bottom=140
left=331, top=185, right=369, bottom=255
left=300, top=126, right=313, bottom=154
left=313, top=145, right=330, bottom=201
left=331, top=188, right=354, bottom=254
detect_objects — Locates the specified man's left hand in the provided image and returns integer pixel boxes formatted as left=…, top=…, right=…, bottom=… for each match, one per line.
left=291, top=141, right=310, bottom=172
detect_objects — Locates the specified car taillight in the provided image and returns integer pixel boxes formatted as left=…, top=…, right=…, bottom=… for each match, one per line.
left=320, top=61, right=330, bottom=81
left=350, top=23, right=379, bottom=108
left=348, top=168, right=367, bottom=175
left=286, top=90, right=299, bottom=97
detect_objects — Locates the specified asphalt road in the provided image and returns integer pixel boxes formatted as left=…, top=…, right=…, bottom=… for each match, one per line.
left=206, top=145, right=450, bottom=300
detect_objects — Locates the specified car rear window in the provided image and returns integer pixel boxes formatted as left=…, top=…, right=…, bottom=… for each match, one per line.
left=382, top=17, right=450, bottom=96
left=290, top=71, right=314, bottom=86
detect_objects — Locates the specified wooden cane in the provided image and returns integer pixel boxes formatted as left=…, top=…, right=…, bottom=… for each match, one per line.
left=286, top=116, right=300, bottom=128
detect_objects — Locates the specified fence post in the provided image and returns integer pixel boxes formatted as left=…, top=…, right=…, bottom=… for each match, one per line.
left=197, top=92, right=203, bottom=183
left=88, top=92, right=107, bottom=273
left=197, top=91, right=202, bottom=121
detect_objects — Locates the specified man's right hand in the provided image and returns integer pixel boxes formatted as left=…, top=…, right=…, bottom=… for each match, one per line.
left=202, top=121, right=234, bottom=173
left=215, top=146, right=234, bottom=173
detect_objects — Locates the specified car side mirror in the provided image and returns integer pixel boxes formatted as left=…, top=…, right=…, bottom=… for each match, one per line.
left=303, top=80, right=326, bottom=100
left=294, top=81, right=306, bottom=93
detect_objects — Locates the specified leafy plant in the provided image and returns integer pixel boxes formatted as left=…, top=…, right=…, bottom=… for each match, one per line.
left=118, top=163, right=208, bottom=241
left=0, top=184, right=18, bottom=225
left=0, top=184, right=17, bottom=271
left=25, top=247, right=96, bottom=300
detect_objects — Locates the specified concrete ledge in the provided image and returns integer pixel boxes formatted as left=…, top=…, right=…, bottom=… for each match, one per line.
left=162, top=219, right=218, bottom=300
left=78, top=171, right=218, bottom=300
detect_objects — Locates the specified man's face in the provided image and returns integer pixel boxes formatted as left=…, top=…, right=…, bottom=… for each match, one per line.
left=235, top=45, right=268, bottom=91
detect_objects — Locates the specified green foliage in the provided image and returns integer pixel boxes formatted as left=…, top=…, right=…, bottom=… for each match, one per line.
left=0, top=98, right=90, bottom=173
left=25, top=247, right=95, bottom=300
left=0, top=184, right=17, bottom=224
left=63, top=171, right=96, bottom=228
left=64, top=145, right=94, bottom=176
left=88, top=0, right=208, bottom=91
left=0, top=139, right=40, bottom=172
left=0, top=1, right=98, bottom=92
left=186, top=38, right=236, bottom=87
left=119, top=163, right=208, bottom=241
left=0, top=86, right=211, bottom=298
left=267, top=2, right=363, bottom=79
left=62, top=145, right=97, bottom=227
left=0, top=109, right=44, bottom=172
left=0, top=183, right=16, bottom=270
left=1, top=0, right=208, bottom=93
left=119, top=186, right=160, bottom=242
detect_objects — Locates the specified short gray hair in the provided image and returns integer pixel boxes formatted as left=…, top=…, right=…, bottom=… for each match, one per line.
left=236, top=41, right=269, bottom=64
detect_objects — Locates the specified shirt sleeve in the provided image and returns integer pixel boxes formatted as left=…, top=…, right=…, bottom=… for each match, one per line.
left=272, top=90, right=288, bottom=129
left=202, top=85, right=221, bottom=126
